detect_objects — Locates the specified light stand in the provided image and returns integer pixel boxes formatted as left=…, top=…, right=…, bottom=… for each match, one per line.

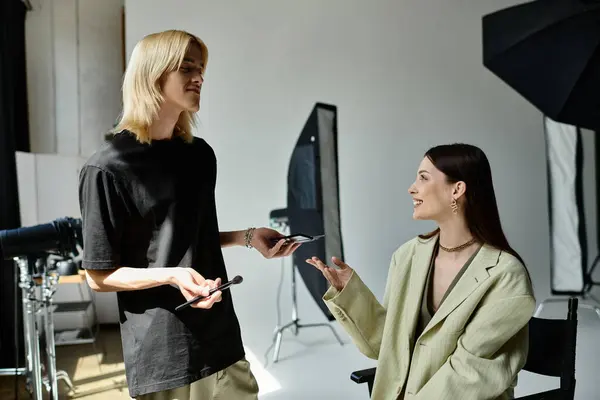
left=268, top=214, right=343, bottom=363
left=535, top=257, right=600, bottom=320
left=41, top=257, right=76, bottom=398
left=535, top=243, right=600, bottom=320
left=535, top=295, right=600, bottom=319
left=533, top=119, right=600, bottom=321
left=20, top=256, right=43, bottom=400
left=0, top=256, right=74, bottom=400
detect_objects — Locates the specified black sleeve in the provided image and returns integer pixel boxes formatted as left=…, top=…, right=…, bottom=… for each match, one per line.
left=78, top=165, right=126, bottom=270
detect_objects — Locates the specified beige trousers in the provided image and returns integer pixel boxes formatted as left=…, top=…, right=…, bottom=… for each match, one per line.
left=135, top=359, right=259, bottom=400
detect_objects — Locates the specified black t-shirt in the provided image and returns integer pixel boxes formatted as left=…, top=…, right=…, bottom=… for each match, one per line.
left=78, top=130, right=245, bottom=397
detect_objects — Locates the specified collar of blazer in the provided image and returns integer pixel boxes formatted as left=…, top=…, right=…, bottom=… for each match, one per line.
left=406, top=233, right=502, bottom=340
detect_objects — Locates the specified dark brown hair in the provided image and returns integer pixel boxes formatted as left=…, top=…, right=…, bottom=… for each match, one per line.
left=419, top=143, right=526, bottom=267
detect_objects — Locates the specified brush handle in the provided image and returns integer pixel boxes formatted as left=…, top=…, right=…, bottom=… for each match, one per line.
left=175, top=276, right=242, bottom=311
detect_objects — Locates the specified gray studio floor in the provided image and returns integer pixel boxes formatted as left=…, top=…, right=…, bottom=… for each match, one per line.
left=2, top=293, right=598, bottom=399
left=246, top=296, right=600, bottom=400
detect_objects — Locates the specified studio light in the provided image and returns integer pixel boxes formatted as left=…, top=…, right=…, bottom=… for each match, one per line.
left=269, top=102, right=345, bottom=362
left=0, top=217, right=82, bottom=400
left=0, top=217, right=82, bottom=261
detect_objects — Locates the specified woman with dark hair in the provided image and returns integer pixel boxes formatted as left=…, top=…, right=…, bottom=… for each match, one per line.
left=307, top=143, right=535, bottom=400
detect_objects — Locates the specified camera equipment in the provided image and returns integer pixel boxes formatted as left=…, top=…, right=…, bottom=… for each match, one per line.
left=0, top=217, right=81, bottom=400
left=0, top=217, right=82, bottom=262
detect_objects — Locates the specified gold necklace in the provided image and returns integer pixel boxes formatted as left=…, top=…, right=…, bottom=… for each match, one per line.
left=439, top=238, right=477, bottom=252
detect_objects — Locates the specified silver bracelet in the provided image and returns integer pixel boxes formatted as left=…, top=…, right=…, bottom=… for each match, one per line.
left=244, top=227, right=256, bottom=248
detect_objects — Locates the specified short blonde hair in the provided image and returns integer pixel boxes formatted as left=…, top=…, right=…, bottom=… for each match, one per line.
left=113, top=29, right=208, bottom=144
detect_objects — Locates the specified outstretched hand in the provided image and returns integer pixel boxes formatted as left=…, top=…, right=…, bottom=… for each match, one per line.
left=306, top=256, right=353, bottom=291
left=251, top=227, right=301, bottom=259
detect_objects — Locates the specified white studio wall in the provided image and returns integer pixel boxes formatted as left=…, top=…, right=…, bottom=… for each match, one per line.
left=123, top=1, right=570, bottom=388
left=25, top=0, right=124, bottom=157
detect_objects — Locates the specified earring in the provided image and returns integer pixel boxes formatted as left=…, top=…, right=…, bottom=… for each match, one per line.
left=450, top=198, right=458, bottom=214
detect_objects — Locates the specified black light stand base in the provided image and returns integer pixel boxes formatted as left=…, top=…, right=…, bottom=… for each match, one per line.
left=537, top=250, right=600, bottom=320
left=268, top=212, right=343, bottom=364
left=271, top=264, right=344, bottom=364
left=535, top=296, right=600, bottom=320
left=584, top=254, right=600, bottom=292
left=272, top=319, right=344, bottom=363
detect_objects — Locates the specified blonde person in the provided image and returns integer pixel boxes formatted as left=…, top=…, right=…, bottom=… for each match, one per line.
left=78, top=30, right=299, bottom=400
left=307, top=144, right=535, bottom=399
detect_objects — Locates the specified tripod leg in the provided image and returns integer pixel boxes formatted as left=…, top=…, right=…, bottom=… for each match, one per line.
left=588, top=293, right=600, bottom=305
left=273, top=330, right=284, bottom=363
left=45, top=305, right=58, bottom=400
left=43, top=296, right=59, bottom=399
left=291, top=262, right=299, bottom=336
left=19, top=258, right=43, bottom=400
left=299, top=322, right=345, bottom=346
left=56, top=370, right=75, bottom=392
left=271, top=320, right=296, bottom=363
left=588, top=255, right=600, bottom=279
left=20, top=280, right=33, bottom=381
left=326, top=324, right=344, bottom=346
left=579, top=303, right=600, bottom=320
left=26, top=298, right=43, bottom=400
left=534, top=302, right=546, bottom=317
left=42, top=375, right=50, bottom=393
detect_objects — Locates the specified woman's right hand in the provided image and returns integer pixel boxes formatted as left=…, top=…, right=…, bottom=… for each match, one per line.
left=170, top=267, right=222, bottom=309
left=305, top=256, right=353, bottom=291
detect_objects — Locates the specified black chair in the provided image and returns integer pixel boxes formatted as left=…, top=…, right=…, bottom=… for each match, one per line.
left=350, top=298, right=578, bottom=399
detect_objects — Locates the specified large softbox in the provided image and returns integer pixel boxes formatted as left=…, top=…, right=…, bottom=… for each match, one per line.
left=545, top=117, right=587, bottom=294
left=286, top=103, right=344, bottom=321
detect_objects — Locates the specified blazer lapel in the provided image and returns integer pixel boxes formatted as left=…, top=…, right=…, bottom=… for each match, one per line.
left=420, top=243, right=501, bottom=338
left=403, top=236, right=438, bottom=344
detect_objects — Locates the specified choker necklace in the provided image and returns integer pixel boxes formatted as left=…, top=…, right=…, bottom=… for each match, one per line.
left=439, top=238, right=477, bottom=252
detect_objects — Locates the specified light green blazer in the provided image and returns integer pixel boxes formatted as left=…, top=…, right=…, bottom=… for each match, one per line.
left=323, top=233, right=535, bottom=400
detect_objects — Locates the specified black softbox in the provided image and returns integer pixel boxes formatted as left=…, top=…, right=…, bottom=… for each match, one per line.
left=482, top=0, right=600, bottom=131
left=285, top=103, right=344, bottom=321
left=482, top=0, right=600, bottom=309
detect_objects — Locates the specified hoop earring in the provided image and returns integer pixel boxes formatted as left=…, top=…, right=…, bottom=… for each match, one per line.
left=450, top=198, right=458, bottom=214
